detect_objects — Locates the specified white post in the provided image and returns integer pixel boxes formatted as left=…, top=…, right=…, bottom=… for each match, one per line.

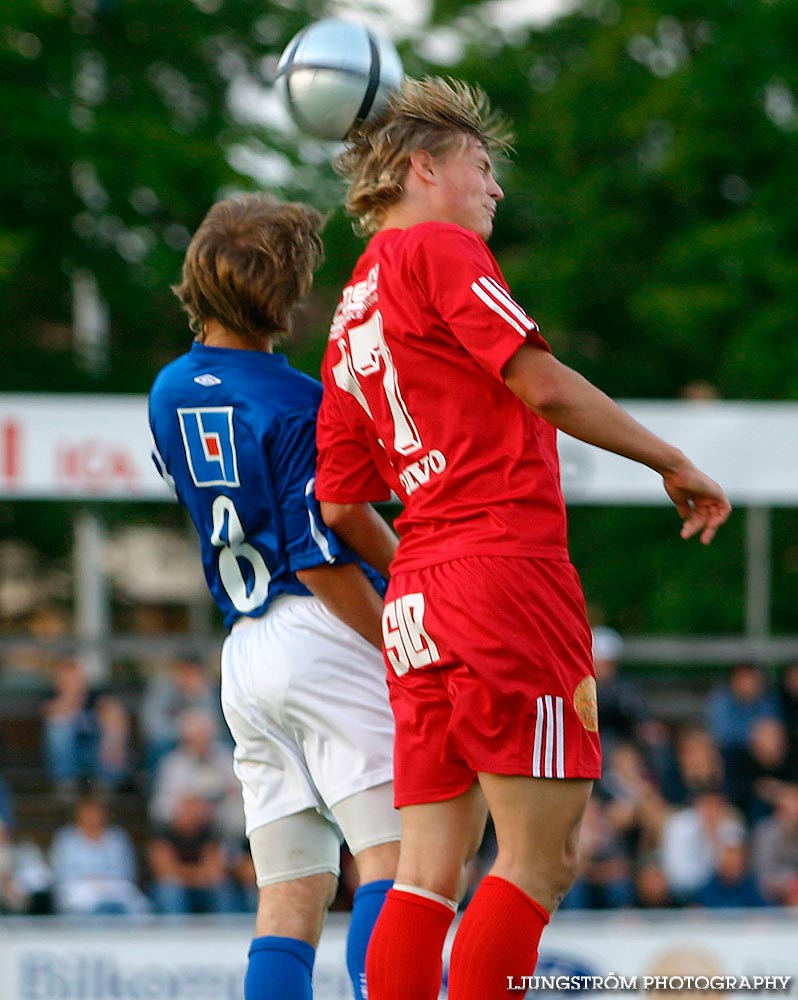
left=73, top=509, right=110, bottom=684
left=71, top=269, right=111, bottom=683
left=745, top=506, right=771, bottom=641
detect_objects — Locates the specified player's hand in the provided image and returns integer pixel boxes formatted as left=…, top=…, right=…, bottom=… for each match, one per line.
left=662, top=464, right=732, bottom=545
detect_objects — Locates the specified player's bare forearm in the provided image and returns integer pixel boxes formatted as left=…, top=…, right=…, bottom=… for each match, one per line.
left=296, top=562, right=386, bottom=649
left=319, top=500, right=398, bottom=577
left=504, top=346, right=685, bottom=470
left=503, top=344, right=732, bottom=544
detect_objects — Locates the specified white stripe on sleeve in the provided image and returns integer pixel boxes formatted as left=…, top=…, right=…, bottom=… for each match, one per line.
left=478, top=276, right=536, bottom=330
left=305, top=477, right=335, bottom=564
left=470, top=276, right=535, bottom=338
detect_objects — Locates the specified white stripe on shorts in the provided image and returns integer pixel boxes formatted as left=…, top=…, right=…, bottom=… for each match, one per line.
left=532, top=694, right=565, bottom=778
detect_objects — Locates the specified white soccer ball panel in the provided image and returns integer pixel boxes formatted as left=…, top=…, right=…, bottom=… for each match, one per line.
left=278, top=18, right=374, bottom=78
left=275, top=17, right=404, bottom=141
left=276, top=67, right=371, bottom=141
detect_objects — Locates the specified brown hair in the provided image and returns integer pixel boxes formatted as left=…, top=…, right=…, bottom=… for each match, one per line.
left=173, top=193, right=324, bottom=344
left=334, top=76, right=514, bottom=237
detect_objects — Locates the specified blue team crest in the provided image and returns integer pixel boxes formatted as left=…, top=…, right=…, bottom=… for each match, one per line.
left=178, top=407, right=240, bottom=487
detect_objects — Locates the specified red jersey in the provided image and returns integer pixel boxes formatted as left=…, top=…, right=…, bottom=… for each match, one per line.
left=316, top=221, right=569, bottom=574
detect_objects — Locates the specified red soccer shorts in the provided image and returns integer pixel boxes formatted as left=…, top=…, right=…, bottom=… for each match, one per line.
left=382, top=555, right=602, bottom=807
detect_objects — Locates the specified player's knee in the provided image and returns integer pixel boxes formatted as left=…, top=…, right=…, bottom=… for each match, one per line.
left=549, top=845, right=581, bottom=909
left=395, top=855, right=468, bottom=902
left=353, top=840, right=400, bottom=885
left=254, top=872, right=339, bottom=945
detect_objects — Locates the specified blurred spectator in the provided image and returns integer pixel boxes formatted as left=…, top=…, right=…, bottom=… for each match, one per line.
left=149, top=707, right=243, bottom=846
left=559, top=794, right=635, bottom=910
left=751, top=782, right=798, bottom=906
left=0, top=756, right=53, bottom=915
left=138, top=655, right=225, bottom=774
left=705, top=663, right=783, bottom=794
left=660, top=783, right=747, bottom=904
left=147, top=793, right=238, bottom=915
left=599, top=741, right=671, bottom=860
left=660, top=725, right=726, bottom=806
left=0, top=603, right=69, bottom=692
left=227, top=838, right=258, bottom=913
left=735, top=717, right=797, bottom=824
left=591, top=627, right=671, bottom=779
left=0, top=818, right=54, bottom=914
left=695, top=830, right=768, bottom=908
left=634, top=853, right=678, bottom=909
left=0, top=818, right=29, bottom=914
left=679, top=380, right=720, bottom=402
left=41, top=656, right=132, bottom=801
left=0, top=772, right=13, bottom=830
left=0, top=734, right=13, bottom=818
left=49, top=789, right=150, bottom=916
left=777, top=663, right=798, bottom=764
left=10, top=837, right=53, bottom=914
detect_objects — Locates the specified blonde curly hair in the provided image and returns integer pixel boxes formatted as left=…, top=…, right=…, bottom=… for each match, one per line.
left=334, top=76, right=514, bottom=237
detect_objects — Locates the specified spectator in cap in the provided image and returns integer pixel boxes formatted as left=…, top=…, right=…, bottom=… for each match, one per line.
left=592, top=627, right=670, bottom=781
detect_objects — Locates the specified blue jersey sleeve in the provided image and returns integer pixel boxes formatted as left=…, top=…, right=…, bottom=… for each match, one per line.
left=269, top=410, right=388, bottom=596
left=267, top=409, right=357, bottom=572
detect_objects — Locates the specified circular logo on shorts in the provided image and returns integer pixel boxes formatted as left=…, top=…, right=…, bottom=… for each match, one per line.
left=573, top=676, right=598, bottom=732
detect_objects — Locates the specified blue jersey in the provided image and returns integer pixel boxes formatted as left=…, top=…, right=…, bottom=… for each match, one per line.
left=149, top=341, right=379, bottom=629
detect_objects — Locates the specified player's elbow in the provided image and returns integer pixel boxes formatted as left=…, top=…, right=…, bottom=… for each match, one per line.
left=506, top=374, right=571, bottom=418
left=503, top=346, right=570, bottom=415
left=522, top=387, right=572, bottom=419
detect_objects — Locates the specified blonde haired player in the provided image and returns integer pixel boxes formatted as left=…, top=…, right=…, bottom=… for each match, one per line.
left=315, top=77, right=731, bottom=1000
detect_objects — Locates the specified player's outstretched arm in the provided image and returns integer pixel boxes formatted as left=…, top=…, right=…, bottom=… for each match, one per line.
left=319, top=501, right=399, bottom=577
left=296, top=562, right=386, bottom=649
left=503, top=344, right=732, bottom=544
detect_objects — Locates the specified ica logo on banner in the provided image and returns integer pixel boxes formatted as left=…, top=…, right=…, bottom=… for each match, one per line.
left=1, top=419, right=21, bottom=486
left=178, top=407, right=240, bottom=488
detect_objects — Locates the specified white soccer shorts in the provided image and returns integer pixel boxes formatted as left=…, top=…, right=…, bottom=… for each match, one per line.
left=220, top=594, right=396, bottom=839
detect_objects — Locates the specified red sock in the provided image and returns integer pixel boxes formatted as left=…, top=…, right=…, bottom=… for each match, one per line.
left=448, top=875, right=549, bottom=1000
left=365, top=887, right=455, bottom=1000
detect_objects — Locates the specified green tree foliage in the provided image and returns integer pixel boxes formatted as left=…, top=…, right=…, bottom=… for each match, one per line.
left=0, top=0, right=352, bottom=392
left=426, top=0, right=798, bottom=401
left=6, top=0, right=798, bottom=399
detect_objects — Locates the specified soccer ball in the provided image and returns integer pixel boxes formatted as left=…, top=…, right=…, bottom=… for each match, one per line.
left=274, top=18, right=404, bottom=141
